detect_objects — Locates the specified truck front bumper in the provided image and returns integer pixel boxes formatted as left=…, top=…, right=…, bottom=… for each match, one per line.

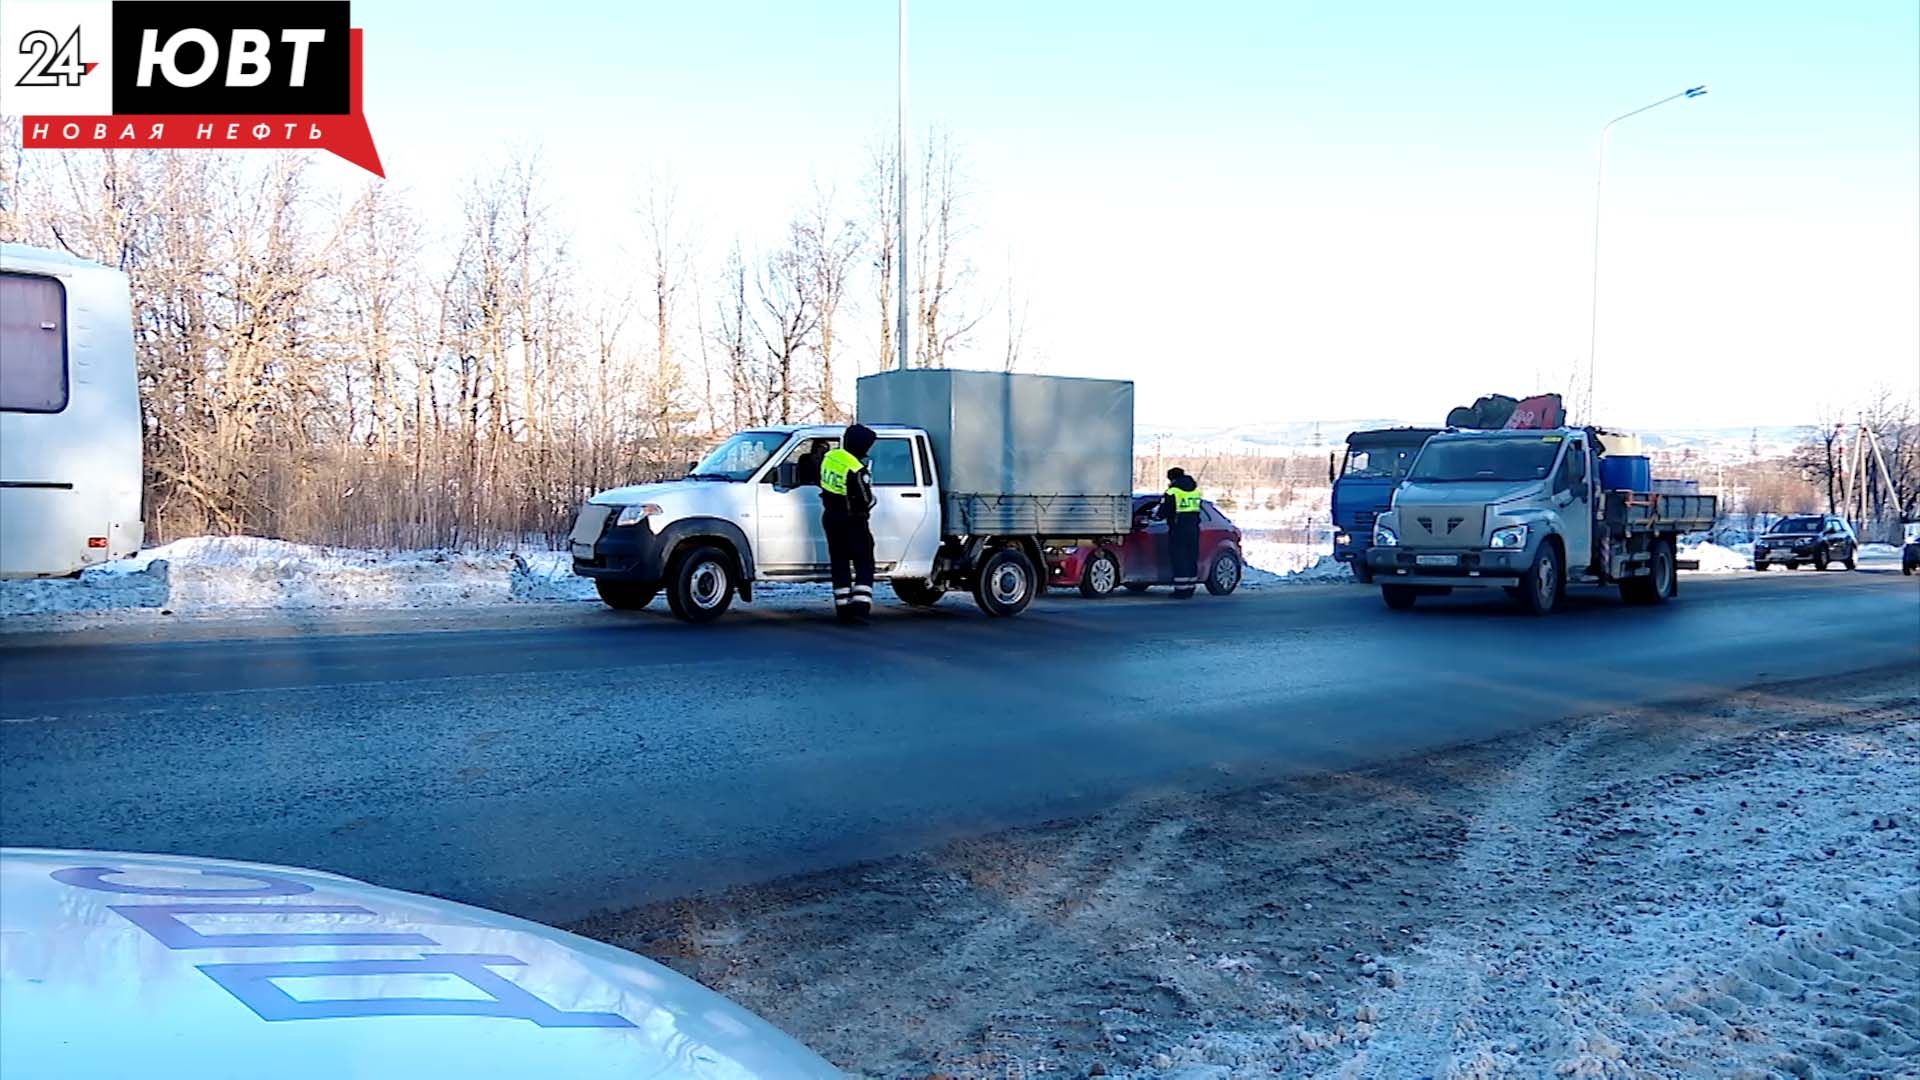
left=571, top=519, right=670, bottom=583
left=1366, top=545, right=1529, bottom=587
left=1332, top=533, right=1366, bottom=563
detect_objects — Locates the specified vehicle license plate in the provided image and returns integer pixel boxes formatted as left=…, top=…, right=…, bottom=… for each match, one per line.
left=1415, top=554, right=1458, bottom=567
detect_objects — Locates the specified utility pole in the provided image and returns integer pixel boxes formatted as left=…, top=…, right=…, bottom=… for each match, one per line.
left=895, top=0, right=910, bottom=371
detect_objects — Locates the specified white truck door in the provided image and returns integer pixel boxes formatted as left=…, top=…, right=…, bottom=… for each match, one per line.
left=755, top=437, right=833, bottom=571
left=865, top=435, right=935, bottom=573
left=1557, top=435, right=1594, bottom=573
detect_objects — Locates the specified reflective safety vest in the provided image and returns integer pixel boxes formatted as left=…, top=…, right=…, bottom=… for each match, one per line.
left=819, top=448, right=864, bottom=496
left=1167, top=485, right=1203, bottom=514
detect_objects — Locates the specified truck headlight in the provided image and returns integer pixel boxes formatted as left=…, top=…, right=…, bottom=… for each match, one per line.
left=1374, top=523, right=1398, bottom=547
left=1489, top=524, right=1528, bottom=550
left=1334, top=531, right=1350, bottom=546
left=615, top=503, right=663, bottom=527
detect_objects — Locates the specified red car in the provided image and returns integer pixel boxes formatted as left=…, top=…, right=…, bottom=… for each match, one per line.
left=1047, top=494, right=1244, bottom=598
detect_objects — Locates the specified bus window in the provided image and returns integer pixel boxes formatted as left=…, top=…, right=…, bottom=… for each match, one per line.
left=0, top=273, right=69, bottom=413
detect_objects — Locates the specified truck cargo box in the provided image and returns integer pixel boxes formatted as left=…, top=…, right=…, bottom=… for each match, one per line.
left=857, top=369, right=1133, bottom=536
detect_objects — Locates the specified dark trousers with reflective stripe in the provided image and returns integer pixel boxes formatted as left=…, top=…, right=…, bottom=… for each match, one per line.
left=823, top=512, right=875, bottom=617
left=1169, top=513, right=1200, bottom=595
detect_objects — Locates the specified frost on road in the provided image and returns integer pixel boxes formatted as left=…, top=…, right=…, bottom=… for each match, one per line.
left=576, top=667, right=1920, bottom=1079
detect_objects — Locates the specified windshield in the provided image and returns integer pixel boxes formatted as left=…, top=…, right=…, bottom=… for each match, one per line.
left=1770, top=516, right=1824, bottom=534
left=1343, top=445, right=1422, bottom=480
left=688, top=431, right=788, bottom=481
left=1407, top=436, right=1563, bottom=483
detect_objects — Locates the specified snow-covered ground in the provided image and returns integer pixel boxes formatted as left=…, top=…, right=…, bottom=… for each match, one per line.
left=0, top=532, right=1362, bottom=623
left=578, top=667, right=1920, bottom=1079
left=8, top=522, right=1889, bottom=624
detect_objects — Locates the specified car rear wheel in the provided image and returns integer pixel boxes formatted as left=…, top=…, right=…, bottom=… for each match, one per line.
left=1753, top=561, right=1770, bottom=571
left=1844, top=552, right=1857, bottom=571
left=1079, top=550, right=1121, bottom=598
left=594, top=579, right=658, bottom=610
left=891, top=578, right=945, bottom=608
left=665, top=545, right=735, bottom=623
left=1205, top=550, right=1242, bottom=596
left=973, top=547, right=1036, bottom=617
left=1381, top=584, right=1418, bottom=610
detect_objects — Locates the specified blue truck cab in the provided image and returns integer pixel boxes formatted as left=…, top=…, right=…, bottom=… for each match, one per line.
left=1330, top=427, right=1438, bottom=581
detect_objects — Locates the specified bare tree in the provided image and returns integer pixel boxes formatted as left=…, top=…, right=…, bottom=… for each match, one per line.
left=758, top=221, right=818, bottom=424
left=865, top=142, right=900, bottom=369
left=913, top=130, right=983, bottom=368
left=800, top=186, right=862, bottom=421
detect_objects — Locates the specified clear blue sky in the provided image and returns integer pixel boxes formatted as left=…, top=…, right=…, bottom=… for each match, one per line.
left=336, top=0, right=1919, bottom=430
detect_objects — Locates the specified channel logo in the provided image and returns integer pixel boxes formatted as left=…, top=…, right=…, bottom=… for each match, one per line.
left=3, top=0, right=383, bottom=176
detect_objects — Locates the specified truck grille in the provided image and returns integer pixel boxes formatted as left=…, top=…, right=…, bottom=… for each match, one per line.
left=569, top=503, right=614, bottom=548
left=1397, top=504, right=1485, bottom=549
left=1352, top=510, right=1378, bottom=536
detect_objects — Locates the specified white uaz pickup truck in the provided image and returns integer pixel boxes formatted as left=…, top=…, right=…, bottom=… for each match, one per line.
left=569, top=370, right=1136, bottom=622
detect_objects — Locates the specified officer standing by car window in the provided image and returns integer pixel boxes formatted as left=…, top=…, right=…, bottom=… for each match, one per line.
left=819, top=424, right=879, bottom=622
left=1161, top=467, right=1203, bottom=598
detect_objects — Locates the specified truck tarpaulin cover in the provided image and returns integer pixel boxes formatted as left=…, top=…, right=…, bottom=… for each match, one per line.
left=856, top=369, right=1134, bottom=535
left=1445, top=393, right=1564, bottom=430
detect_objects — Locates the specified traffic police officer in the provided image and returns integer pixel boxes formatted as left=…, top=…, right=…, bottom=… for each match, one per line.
left=819, top=423, right=879, bottom=621
left=1161, top=467, right=1203, bottom=598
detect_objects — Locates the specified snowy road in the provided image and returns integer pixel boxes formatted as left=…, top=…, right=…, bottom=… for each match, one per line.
left=2, top=568, right=1916, bottom=924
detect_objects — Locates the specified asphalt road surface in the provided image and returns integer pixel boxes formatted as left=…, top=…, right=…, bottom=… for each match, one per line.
left=4, top=568, right=1916, bottom=924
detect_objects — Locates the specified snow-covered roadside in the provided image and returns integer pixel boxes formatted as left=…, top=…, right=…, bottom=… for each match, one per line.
left=1, top=531, right=1358, bottom=624
left=1239, top=537, right=1352, bottom=589
left=0, top=536, right=835, bottom=621
left=577, top=667, right=1920, bottom=1079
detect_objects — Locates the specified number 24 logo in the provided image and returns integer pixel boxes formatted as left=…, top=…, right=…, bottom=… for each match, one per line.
left=17, top=28, right=90, bottom=87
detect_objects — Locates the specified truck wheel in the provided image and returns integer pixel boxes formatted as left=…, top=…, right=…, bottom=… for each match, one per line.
left=595, top=579, right=659, bottom=610
left=1079, top=550, right=1121, bottom=598
left=1813, top=547, right=1829, bottom=572
left=1381, top=584, right=1418, bottom=610
left=1352, top=560, right=1373, bottom=584
left=665, top=545, right=735, bottom=623
left=1205, top=550, right=1242, bottom=596
left=1124, top=582, right=1152, bottom=594
left=1621, top=539, right=1675, bottom=605
left=973, top=547, right=1036, bottom=617
left=1519, top=543, right=1562, bottom=614
left=891, top=578, right=945, bottom=608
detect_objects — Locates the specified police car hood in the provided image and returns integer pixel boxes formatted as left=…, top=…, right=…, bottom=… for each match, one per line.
left=0, top=848, right=840, bottom=1078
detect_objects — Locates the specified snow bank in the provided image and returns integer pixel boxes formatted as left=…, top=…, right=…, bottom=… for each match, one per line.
left=0, top=536, right=600, bottom=616
left=0, top=535, right=848, bottom=620
left=1239, top=538, right=1353, bottom=589
left=1677, top=540, right=1751, bottom=575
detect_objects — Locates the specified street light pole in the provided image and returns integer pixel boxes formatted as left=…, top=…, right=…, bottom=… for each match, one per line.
left=1586, top=84, right=1706, bottom=421
left=895, top=0, right=910, bottom=371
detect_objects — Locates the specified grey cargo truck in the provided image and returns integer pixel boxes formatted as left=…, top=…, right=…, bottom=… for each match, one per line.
left=570, top=369, right=1134, bottom=621
left=1365, top=427, right=1716, bottom=613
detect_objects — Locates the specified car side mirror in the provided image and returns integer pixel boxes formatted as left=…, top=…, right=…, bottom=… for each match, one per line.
left=684, top=460, right=698, bottom=476
left=776, top=462, right=798, bottom=489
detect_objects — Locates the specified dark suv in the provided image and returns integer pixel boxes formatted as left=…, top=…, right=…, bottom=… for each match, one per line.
left=1753, top=514, right=1858, bottom=572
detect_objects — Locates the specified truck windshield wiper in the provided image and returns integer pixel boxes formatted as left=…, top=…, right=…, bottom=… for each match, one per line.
left=684, top=472, right=738, bottom=482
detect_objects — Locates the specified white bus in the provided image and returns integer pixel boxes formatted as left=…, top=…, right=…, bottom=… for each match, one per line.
left=0, top=244, right=144, bottom=578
